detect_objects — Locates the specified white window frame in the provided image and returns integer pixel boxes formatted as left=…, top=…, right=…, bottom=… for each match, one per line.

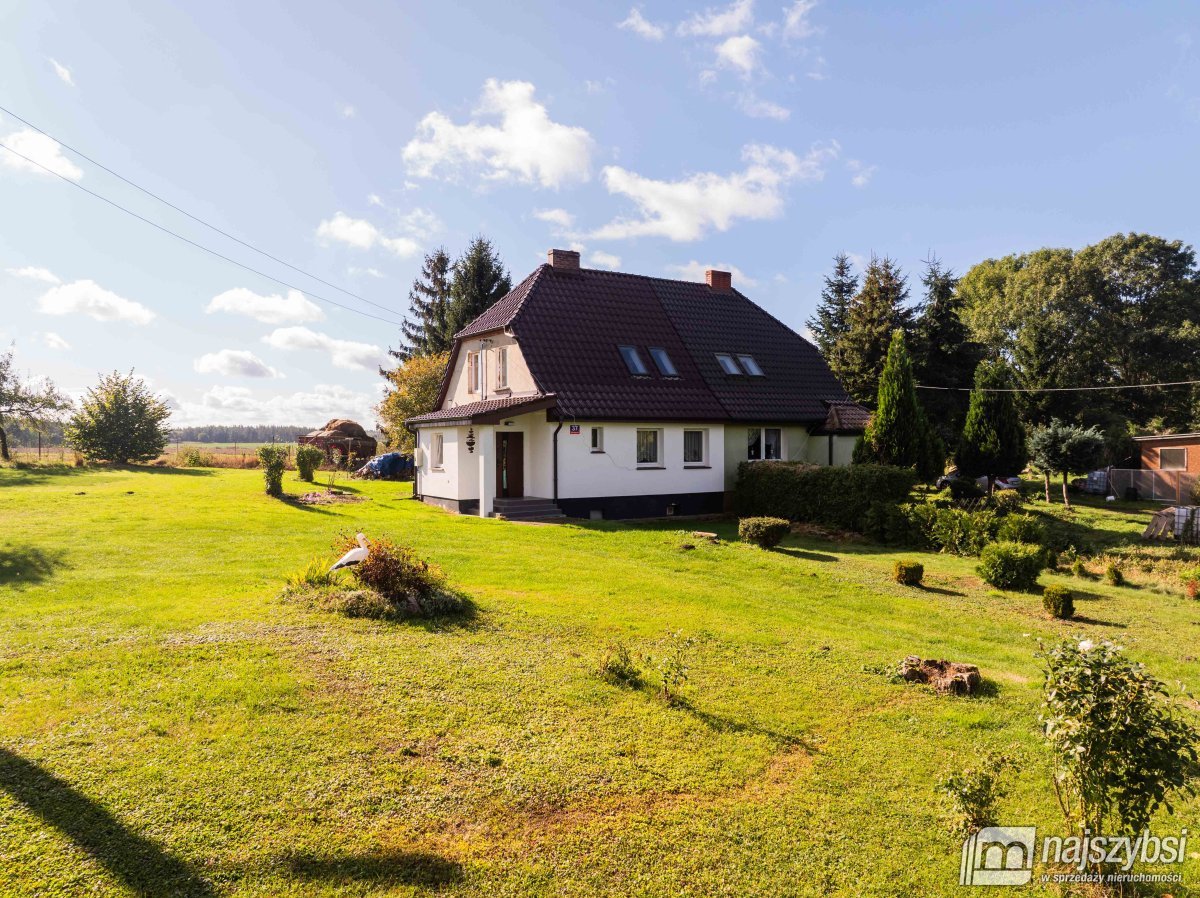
left=432, top=432, right=445, bottom=470
left=683, top=428, right=708, bottom=467
left=636, top=428, right=663, bottom=468
left=1160, top=446, right=1187, bottom=470
left=747, top=427, right=783, bottom=461
left=496, top=346, right=509, bottom=390
left=466, top=351, right=480, bottom=394
left=737, top=354, right=764, bottom=376
left=590, top=426, right=604, bottom=453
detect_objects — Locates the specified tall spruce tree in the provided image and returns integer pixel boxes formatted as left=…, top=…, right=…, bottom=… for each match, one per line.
left=955, top=359, right=1027, bottom=492
left=911, top=256, right=981, bottom=445
left=861, top=329, right=944, bottom=481
left=807, top=253, right=858, bottom=355
left=445, top=236, right=512, bottom=337
left=393, top=247, right=454, bottom=363
left=829, top=256, right=911, bottom=405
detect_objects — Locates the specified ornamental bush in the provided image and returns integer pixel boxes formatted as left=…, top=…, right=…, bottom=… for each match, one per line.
left=295, top=444, right=326, bottom=482
left=977, top=541, right=1043, bottom=591
left=1105, top=563, right=1125, bottom=586
left=992, top=488, right=1024, bottom=514
left=893, top=560, right=924, bottom=586
left=738, top=516, right=790, bottom=548
left=1042, top=585, right=1075, bottom=619
left=996, top=513, right=1045, bottom=545
left=733, top=462, right=917, bottom=531
left=257, top=445, right=287, bottom=496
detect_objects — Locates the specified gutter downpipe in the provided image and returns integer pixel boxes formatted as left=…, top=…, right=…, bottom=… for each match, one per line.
left=405, top=422, right=420, bottom=499
left=552, top=409, right=563, bottom=503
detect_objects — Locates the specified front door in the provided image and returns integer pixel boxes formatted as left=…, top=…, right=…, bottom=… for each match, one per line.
left=496, top=432, right=524, bottom=498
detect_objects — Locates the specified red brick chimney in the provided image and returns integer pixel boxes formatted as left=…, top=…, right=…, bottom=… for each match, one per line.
left=706, top=268, right=732, bottom=291
left=548, top=249, right=580, bottom=271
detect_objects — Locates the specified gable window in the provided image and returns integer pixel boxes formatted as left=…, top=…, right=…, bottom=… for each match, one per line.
left=683, top=429, right=708, bottom=466
left=432, top=433, right=445, bottom=470
left=591, top=426, right=604, bottom=453
left=466, top=351, right=481, bottom=394
left=747, top=427, right=782, bottom=461
left=648, top=347, right=679, bottom=377
left=737, top=354, right=764, bottom=376
left=715, top=353, right=742, bottom=375
left=636, top=428, right=662, bottom=467
left=619, top=345, right=649, bottom=376
left=496, top=346, right=509, bottom=389
left=1160, top=447, right=1187, bottom=470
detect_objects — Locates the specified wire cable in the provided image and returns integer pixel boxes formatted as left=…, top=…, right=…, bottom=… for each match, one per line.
left=0, top=102, right=404, bottom=318
left=0, top=140, right=405, bottom=327
left=917, top=379, right=1200, bottom=393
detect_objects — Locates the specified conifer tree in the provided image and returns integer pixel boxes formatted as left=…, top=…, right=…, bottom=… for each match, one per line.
left=807, top=253, right=858, bottom=356
left=444, top=236, right=512, bottom=337
left=393, top=248, right=454, bottom=362
left=829, top=256, right=911, bottom=405
left=911, top=256, right=981, bottom=444
left=861, top=330, right=944, bottom=481
left=955, top=359, right=1027, bottom=492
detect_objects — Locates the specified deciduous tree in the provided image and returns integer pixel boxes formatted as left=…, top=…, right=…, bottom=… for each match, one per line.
left=377, top=351, right=449, bottom=451
left=64, top=371, right=170, bottom=464
left=0, top=346, right=72, bottom=461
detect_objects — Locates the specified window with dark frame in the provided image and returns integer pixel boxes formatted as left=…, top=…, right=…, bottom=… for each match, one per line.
left=619, top=345, right=649, bottom=376
left=716, top=353, right=742, bottom=375
left=648, top=347, right=679, bottom=377
left=591, top=426, right=604, bottom=452
left=737, top=354, right=764, bottom=376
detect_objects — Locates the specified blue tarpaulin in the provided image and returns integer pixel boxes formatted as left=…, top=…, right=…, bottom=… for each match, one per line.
left=356, top=452, right=412, bottom=479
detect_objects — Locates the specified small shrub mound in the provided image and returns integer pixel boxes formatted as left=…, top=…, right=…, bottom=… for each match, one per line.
left=1070, top=558, right=1087, bottom=578
left=996, top=513, right=1044, bottom=545
left=1105, top=563, right=1125, bottom=586
left=977, top=541, right=1043, bottom=591
left=893, top=560, right=924, bottom=586
left=598, top=641, right=643, bottom=688
left=937, top=753, right=1011, bottom=838
left=739, top=516, right=790, bottom=548
left=991, top=489, right=1024, bottom=514
left=257, top=445, right=287, bottom=496
left=295, top=445, right=326, bottom=482
left=1042, top=585, right=1075, bottom=619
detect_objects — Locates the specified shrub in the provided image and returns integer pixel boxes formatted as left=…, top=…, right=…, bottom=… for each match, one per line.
left=645, top=632, right=695, bottom=701
left=937, top=753, right=1011, bottom=838
left=180, top=448, right=213, bottom=468
left=733, top=462, right=917, bottom=531
left=598, top=641, right=643, bottom=688
left=64, top=370, right=170, bottom=464
left=285, top=557, right=336, bottom=590
left=1104, top=563, right=1125, bottom=586
left=1042, top=585, right=1075, bottom=619
left=1184, top=567, right=1200, bottom=599
left=996, top=513, right=1045, bottom=545
left=295, top=445, right=326, bottom=482
left=339, top=534, right=446, bottom=601
left=257, top=445, right=287, bottom=496
left=1070, top=558, right=1087, bottom=578
left=991, top=488, right=1024, bottom=514
left=1038, top=638, right=1200, bottom=835
left=947, top=478, right=985, bottom=501
left=893, top=560, right=924, bottom=586
left=929, top=507, right=999, bottom=556
left=977, top=541, right=1043, bottom=591
left=738, top=516, right=790, bottom=548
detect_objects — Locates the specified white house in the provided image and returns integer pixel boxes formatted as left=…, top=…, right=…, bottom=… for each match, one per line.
left=406, top=250, right=867, bottom=520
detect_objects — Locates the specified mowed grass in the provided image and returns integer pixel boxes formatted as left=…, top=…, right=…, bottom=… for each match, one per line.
left=1, top=466, right=1198, bottom=897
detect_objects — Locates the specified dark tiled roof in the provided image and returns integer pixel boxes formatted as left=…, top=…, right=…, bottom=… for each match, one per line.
left=445, top=264, right=863, bottom=426
left=814, top=401, right=872, bottom=434
left=407, top=394, right=556, bottom=425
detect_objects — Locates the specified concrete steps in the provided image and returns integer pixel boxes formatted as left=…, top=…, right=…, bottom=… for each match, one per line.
left=492, top=496, right=567, bottom=522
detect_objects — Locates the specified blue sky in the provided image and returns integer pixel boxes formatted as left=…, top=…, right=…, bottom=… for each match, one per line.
left=2, top=0, right=1198, bottom=426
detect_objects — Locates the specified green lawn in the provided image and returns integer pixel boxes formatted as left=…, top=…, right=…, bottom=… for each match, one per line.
left=1, top=466, right=1198, bottom=896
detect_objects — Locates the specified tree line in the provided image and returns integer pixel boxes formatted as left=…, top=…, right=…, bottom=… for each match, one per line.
left=168, top=424, right=318, bottom=443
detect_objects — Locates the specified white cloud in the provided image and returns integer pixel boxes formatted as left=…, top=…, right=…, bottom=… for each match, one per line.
left=399, top=207, right=442, bottom=239
left=591, top=141, right=839, bottom=242
left=584, top=78, right=616, bottom=94
left=6, top=266, right=61, bottom=284
left=618, top=7, right=665, bottom=40
left=41, top=332, right=70, bottom=351
left=666, top=260, right=759, bottom=287
left=738, top=92, right=790, bottom=119
left=341, top=104, right=356, bottom=118
left=678, top=0, right=755, bottom=36
left=533, top=207, right=575, bottom=229
left=194, top=349, right=283, bottom=379
left=847, top=159, right=878, bottom=188
left=206, top=287, right=324, bottom=325
left=402, top=79, right=594, bottom=189
left=782, top=0, right=818, bottom=40
left=37, top=279, right=155, bottom=324
left=315, top=212, right=420, bottom=257
left=349, top=266, right=385, bottom=279
left=49, top=58, right=75, bottom=86
left=173, top=383, right=376, bottom=427
left=715, top=34, right=762, bottom=77
left=588, top=251, right=622, bottom=270
left=263, top=326, right=385, bottom=371
left=367, top=193, right=384, bottom=207
left=0, top=128, right=83, bottom=180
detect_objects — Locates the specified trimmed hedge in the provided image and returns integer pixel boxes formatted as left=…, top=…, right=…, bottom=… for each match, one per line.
left=977, top=541, right=1043, bottom=591
left=738, top=516, right=790, bottom=548
left=734, top=462, right=917, bottom=531
left=893, top=560, right=924, bottom=586
left=1042, top=585, right=1075, bottom=619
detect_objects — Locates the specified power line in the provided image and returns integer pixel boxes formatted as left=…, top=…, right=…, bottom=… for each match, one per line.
left=0, top=102, right=404, bottom=319
left=0, top=141, right=404, bottom=327
left=917, top=379, right=1200, bottom=393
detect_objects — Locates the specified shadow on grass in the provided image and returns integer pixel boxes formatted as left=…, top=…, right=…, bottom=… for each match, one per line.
left=0, top=748, right=215, bottom=897
left=1070, top=615, right=1128, bottom=629
left=283, top=850, right=462, bottom=889
left=0, top=545, right=68, bottom=588
left=918, top=584, right=966, bottom=597
left=671, top=697, right=819, bottom=751
left=404, top=594, right=484, bottom=633
left=772, top=546, right=839, bottom=562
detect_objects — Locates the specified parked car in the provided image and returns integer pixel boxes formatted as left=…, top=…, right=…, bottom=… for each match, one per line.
left=297, top=418, right=378, bottom=466
left=935, top=469, right=1023, bottom=492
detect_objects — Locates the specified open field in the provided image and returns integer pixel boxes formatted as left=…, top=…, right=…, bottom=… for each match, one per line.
left=1, top=465, right=1198, bottom=896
